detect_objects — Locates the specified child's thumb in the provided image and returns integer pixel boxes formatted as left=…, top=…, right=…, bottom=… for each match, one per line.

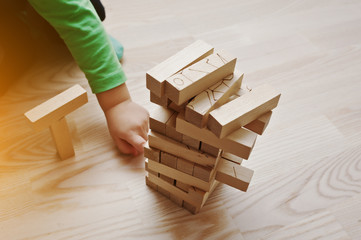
left=127, top=134, right=146, bottom=153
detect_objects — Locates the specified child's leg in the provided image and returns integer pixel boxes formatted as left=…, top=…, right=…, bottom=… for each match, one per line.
left=89, top=0, right=124, bottom=60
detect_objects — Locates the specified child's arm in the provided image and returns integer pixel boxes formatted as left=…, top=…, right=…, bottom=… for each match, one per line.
left=28, top=0, right=149, bottom=155
left=27, top=0, right=125, bottom=93
left=96, top=83, right=149, bottom=156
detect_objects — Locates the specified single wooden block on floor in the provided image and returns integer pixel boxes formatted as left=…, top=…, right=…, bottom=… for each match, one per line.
left=244, top=111, right=272, bottom=135
left=176, top=112, right=257, bottom=159
left=208, top=84, right=281, bottom=138
left=165, top=50, right=237, bottom=105
left=49, top=117, right=75, bottom=160
left=24, top=84, right=88, bottom=160
left=185, top=70, right=243, bottom=128
left=215, top=158, right=254, bottom=192
left=149, top=131, right=217, bottom=166
left=24, top=84, right=88, bottom=130
left=146, top=40, right=214, bottom=97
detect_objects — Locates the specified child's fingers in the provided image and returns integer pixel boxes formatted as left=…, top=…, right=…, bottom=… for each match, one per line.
left=127, top=134, right=146, bottom=154
left=114, top=138, right=137, bottom=155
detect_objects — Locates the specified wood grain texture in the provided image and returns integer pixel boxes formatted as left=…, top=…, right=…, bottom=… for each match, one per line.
left=1, top=0, right=361, bottom=239
left=261, top=211, right=351, bottom=240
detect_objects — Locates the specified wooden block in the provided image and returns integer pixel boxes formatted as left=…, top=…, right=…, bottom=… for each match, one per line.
left=176, top=112, right=256, bottom=159
left=193, top=163, right=213, bottom=182
left=168, top=101, right=186, bottom=113
left=145, top=176, right=158, bottom=191
left=158, top=186, right=170, bottom=199
left=221, top=152, right=243, bottom=165
left=176, top=180, right=191, bottom=193
left=150, top=92, right=170, bottom=107
left=218, top=87, right=272, bottom=136
left=208, top=84, right=281, bottom=138
left=144, top=143, right=160, bottom=162
left=148, top=159, right=212, bottom=192
left=200, top=180, right=219, bottom=208
left=185, top=70, right=243, bottom=128
left=165, top=112, right=183, bottom=142
left=215, top=159, right=254, bottom=192
left=147, top=172, right=203, bottom=207
left=145, top=159, right=159, bottom=176
left=181, top=135, right=200, bottom=150
left=24, top=84, right=88, bottom=160
left=183, top=201, right=200, bottom=214
left=160, top=152, right=177, bottom=169
left=24, top=84, right=88, bottom=131
left=183, top=180, right=219, bottom=214
left=170, top=194, right=184, bottom=207
left=49, top=117, right=75, bottom=160
left=193, top=150, right=221, bottom=182
left=244, top=111, right=272, bottom=135
left=149, top=131, right=217, bottom=166
left=200, top=142, right=220, bottom=157
left=149, top=106, right=175, bottom=135
left=176, top=157, right=194, bottom=175
left=146, top=40, right=214, bottom=97
left=160, top=174, right=175, bottom=185
left=165, top=50, right=237, bottom=105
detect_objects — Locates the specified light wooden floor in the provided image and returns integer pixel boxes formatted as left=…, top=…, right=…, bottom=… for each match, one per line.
left=1, top=0, right=361, bottom=239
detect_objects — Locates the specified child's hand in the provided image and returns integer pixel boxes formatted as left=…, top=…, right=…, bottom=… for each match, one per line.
left=104, top=100, right=149, bottom=155
left=96, top=83, right=149, bottom=156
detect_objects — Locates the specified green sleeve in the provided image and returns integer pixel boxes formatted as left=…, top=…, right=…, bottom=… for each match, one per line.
left=27, top=0, right=126, bottom=94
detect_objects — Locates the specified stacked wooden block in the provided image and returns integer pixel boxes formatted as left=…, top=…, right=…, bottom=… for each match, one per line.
left=144, top=40, right=281, bottom=214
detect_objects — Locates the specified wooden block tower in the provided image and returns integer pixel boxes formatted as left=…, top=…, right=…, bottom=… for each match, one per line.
left=144, top=40, right=281, bottom=214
